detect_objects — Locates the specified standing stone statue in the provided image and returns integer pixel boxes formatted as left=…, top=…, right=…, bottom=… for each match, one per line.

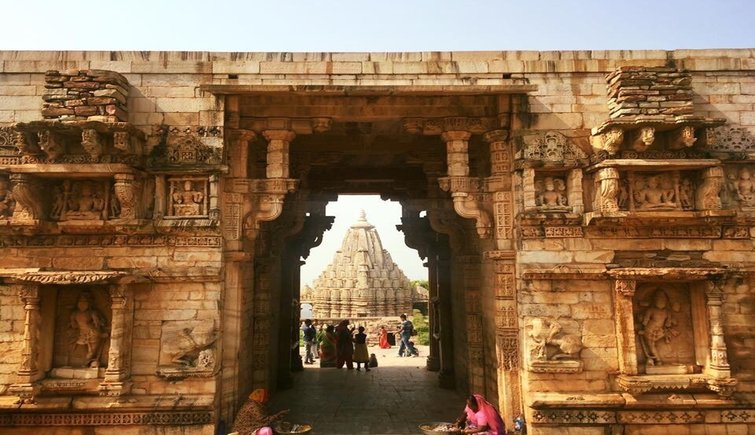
left=69, top=292, right=108, bottom=367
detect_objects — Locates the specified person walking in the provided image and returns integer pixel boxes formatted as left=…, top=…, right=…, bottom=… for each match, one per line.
left=353, top=326, right=371, bottom=371
left=335, top=319, right=354, bottom=369
left=314, top=324, right=324, bottom=358
left=302, top=319, right=316, bottom=365
left=397, top=313, right=419, bottom=357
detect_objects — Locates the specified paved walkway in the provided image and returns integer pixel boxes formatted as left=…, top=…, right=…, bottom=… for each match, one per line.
left=269, top=345, right=464, bottom=434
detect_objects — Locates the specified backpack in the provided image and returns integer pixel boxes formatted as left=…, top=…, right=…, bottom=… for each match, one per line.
left=406, top=320, right=417, bottom=336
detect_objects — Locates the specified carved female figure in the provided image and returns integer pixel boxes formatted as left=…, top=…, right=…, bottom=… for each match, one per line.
left=69, top=292, right=108, bottom=367
left=637, top=290, right=678, bottom=367
left=734, top=167, right=755, bottom=206
left=172, top=180, right=205, bottom=216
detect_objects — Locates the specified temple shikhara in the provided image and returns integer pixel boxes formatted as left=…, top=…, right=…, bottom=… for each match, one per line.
left=301, top=210, right=414, bottom=319
left=0, top=49, right=752, bottom=434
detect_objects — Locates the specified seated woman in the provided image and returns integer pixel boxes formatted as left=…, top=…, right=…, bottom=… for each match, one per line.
left=319, top=324, right=337, bottom=366
left=231, top=389, right=288, bottom=435
left=454, top=394, right=505, bottom=434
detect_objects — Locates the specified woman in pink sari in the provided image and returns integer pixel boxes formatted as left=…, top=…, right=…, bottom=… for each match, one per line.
left=454, top=394, right=505, bottom=434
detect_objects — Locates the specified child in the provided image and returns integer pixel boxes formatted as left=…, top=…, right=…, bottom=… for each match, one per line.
left=353, top=326, right=370, bottom=371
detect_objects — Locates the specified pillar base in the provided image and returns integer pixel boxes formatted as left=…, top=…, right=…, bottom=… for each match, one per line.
left=98, top=380, right=132, bottom=397
left=426, top=355, right=440, bottom=372
left=9, top=381, right=41, bottom=403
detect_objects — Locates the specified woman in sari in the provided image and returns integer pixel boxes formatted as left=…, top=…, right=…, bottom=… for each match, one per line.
left=319, top=324, right=337, bottom=364
left=378, top=325, right=391, bottom=349
left=231, top=389, right=288, bottom=435
left=335, top=319, right=354, bottom=369
left=454, top=394, right=505, bottom=434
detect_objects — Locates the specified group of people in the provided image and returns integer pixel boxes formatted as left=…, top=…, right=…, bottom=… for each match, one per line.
left=377, top=313, right=420, bottom=357
left=302, top=318, right=372, bottom=370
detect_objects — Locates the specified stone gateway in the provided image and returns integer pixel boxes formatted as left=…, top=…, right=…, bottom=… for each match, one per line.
left=0, top=49, right=752, bottom=434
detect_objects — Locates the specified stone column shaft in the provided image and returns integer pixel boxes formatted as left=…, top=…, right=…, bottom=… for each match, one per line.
left=9, top=283, right=42, bottom=402
left=263, top=130, right=296, bottom=179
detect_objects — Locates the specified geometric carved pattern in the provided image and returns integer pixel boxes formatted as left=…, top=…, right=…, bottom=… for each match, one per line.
left=617, top=411, right=705, bottom=424
left=531, top=410, right=616, bottom=425
left=0, top=411, right=213, bottom=426
left=0, top=235, right=222, bottom=248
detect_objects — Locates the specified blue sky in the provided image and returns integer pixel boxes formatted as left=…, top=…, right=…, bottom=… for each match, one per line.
left=3, top=1, right=752, bottom=282
left=2, top=1, right=753, bottom=51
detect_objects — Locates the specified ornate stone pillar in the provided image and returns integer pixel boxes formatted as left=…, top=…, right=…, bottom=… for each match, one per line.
left=113, top=173, right=138, bottom=219
left=10, top=174, right=43, bottom=225
left=9, top=282, right=42, bottom=402
left=613, top=279, right=638, bottom=375
left=99, top=284, right=133, bottom=397
left=705, top=280, right=731, bottom=378
left=227, top=129, right=256, bottom=179
left=594, top=167, right=620, bottom=213
left=442, top=131, right=471, bottom=177
left=263, top=130, right=296, bottom=179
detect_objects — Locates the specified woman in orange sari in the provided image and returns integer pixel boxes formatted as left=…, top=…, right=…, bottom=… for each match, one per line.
left=231, top=389, right=288, bottom=435
left=379, top=325, right=391, bottom=349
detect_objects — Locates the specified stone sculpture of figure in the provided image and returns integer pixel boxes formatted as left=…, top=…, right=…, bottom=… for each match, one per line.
left=637, top=175, right=676, bottom=210
left=527, top=318, right=582, bottom=361
left=637, top=290, right=679, bottom=367
left=69, top=292, right=108, bottom=367
left=172, top=180, right=205, bottom=216
left=679, top=178, right=694, bottom=210
left=66, top=182, right=105, bottom=219
left=734, top=167, right=755, bottom=206
left=660, top=175, right=677, bottom=207
left=0, top=177, right=14, bottom=218
left=537, top=177, right=568, bottom=209
left=50, top=186, right=65, bottom=219
left=170, top=326, right=218, bottom=366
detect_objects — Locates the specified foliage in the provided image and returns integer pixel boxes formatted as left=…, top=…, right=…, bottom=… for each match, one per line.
left=412, top=309, right=430, bottom=346
left=411, top=279, right=429, bottom=289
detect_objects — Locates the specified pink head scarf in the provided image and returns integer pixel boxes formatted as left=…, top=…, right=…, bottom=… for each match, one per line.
left=464, top=394, right=505, bottom=434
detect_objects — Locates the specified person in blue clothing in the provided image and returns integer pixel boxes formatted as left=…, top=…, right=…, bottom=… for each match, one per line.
left=397, top=313, right=419, bottom=357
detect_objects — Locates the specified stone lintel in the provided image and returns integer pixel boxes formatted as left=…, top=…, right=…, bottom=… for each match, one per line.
left=0, top=164, right=142, bottom=177
left=200, top=84, right=538, bottom=96
left=586, top=159, right=722, bottom=173
left=530, top=392, right=626, bottom=409
left=607, top=267, right=727, bottom=280
left=521, top=265, right=607, bottom=280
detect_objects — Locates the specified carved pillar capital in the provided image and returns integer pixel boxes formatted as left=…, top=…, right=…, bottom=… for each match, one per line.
left=262, top=129, right=296, bottom=142
left=10, top=173, right=43, bottom=224
left=440, top=130, right=472, bottom=143
left=696, top=166, right=724, bottom=211
left=614, top=279, right=637, bottom=297
left=81, top=128, right=103, bottom=159
left=483, top=129, right=509, bottom=144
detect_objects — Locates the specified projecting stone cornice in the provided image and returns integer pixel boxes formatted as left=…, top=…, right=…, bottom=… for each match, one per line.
left=200, top=84, right=537, bottom=96
left=606, top=267, right=728, bottom=280
left=0, top=269, right=135, bottom=284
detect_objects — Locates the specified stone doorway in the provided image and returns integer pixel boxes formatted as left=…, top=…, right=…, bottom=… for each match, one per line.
left=217, top=87, right=527, bottom=427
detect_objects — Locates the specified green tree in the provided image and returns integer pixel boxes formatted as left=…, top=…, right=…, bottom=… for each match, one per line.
left=412, top=309, right=430, bottom=345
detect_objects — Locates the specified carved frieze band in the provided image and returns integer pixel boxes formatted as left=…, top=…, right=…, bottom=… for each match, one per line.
left=530, top=409, right=734, bottom=425
left=0, top=411, right=213, bottom=426
left=0, top=235, right=222, bottom=248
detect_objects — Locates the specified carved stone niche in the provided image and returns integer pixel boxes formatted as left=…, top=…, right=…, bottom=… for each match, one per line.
left=156, top=176, right=216, bottom=221
left=525, top=317, right=583, bottom=373
left=156, top=320, right=219, bottom=380
left=724, top=165, right=755, bottom=211
left=587, top=162, right=732, bottom=222
left=50, top=179, right=120, bottom=224
left=611, top=272, right=737, bottom=397
left=523, top=168, right=584, bottom=215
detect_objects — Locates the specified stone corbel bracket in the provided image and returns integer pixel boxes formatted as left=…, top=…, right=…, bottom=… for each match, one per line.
left=438, top=176, right=492, bottom=238
left=242, top=178, right=299, bottom=240
left=589, top=116, right=725, bottom=159
left=405, top=117, right=496, bottom=239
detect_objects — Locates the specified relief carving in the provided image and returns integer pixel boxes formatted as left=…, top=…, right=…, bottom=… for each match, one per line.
left=634, top=174, right=679, bottom=210
left=593, top=168, right=620, bottom=213
left=631, top=127, right=655, bottom=153
left=69, top=292, right=109, bottom=368
left=535, top=176, right=568, bottom=210
left=696, top=167, right=724, bottom=211
left=634, top=286, right=695, bottom=375
left=710, top=126, right=754, bottom=153
left=10, top=174, right=44, bottom=223
left=526, top=318, right=583, bottom=373
left=522, top=130, right=587, bottom=165
left=157, top=321, right=219, bottom=379
left=0, top=175, right=15, bottom=218
left=169, top=178, right=207, bottom=217
left=727, top=166, right=755, bottom=210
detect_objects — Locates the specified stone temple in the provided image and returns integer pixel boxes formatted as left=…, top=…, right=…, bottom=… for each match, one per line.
left=0, top=49, right=753, bottom=434
left=301, top=210, right=413, bottom=319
